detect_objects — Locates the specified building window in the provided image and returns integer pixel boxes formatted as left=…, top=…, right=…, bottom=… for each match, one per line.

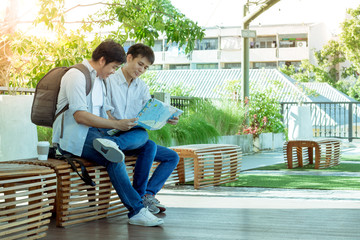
left=279, top=34, right=308, bottom=48
left=169, top=64, right=190, bottom=70
left=221, top=37, right=241, bottom=50
left=279, top=61, right=301, bottom=70
left=252, top=62, right=277, bottom=69
left=123, top=41, right=136, bottom=52
left=149, top=65, right=163, bottom=70
left=251, top=36, right=276, bottom=49
left=224, top=63, right=241, bottom=69
left=164, top=41, right=178, bottom=51
left=196, top=63, right=218, bottom=69
left=194, top=38, right=218, bottom=50
left=152, top=40, right=163, bottom=52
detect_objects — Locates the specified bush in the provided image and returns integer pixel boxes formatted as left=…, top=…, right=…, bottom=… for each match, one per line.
left=239, top=91, right=285, bottom=137
left=148, top=98, right=246, bottom=146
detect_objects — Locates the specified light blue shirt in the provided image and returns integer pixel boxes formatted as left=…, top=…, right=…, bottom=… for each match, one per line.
left=106, top=68, right=151, bottom=119
left=52, top=60, right=110, bottom=156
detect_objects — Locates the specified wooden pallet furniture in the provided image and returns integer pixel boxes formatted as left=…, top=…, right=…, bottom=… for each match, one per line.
left=0, top=163, right=56, bottom=240
left=8, top=156, right=184, bottom=228
left=170, top=144, right=242, bottom=189
left=283, top=139, right=341, bottom=169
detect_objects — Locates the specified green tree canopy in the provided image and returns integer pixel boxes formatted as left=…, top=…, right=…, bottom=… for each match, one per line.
left=1, top=0, right=205, bottom=87
left=340, top=5, right=360, bottom=73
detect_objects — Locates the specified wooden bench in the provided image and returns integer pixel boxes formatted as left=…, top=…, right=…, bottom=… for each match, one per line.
left=0, top=163, right=56, bottom=239
left=7, top=156, right=184, bottom=227
left=283, top=139, right=341, bottom=169
left=170, top=144, right=242, bottom=189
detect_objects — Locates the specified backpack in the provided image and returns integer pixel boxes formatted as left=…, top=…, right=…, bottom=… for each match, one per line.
left=32, top=64, right=96, bottom=187
left=31, top=63, right=91, bottom=127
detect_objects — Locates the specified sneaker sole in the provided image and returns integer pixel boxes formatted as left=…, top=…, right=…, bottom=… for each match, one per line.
left=128, top=219, right=164, bottom=227
left=93, top=139, right=124, bottom=163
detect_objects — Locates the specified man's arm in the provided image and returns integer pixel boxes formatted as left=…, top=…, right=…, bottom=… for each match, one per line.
left=74, top=111, right=137, bottom=131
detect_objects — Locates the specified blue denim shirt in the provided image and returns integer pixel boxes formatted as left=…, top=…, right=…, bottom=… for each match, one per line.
left=52, top=60, right=110, bottom=156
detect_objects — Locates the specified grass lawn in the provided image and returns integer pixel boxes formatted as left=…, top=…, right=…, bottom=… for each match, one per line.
left=220, top=154, right=360, bottom=190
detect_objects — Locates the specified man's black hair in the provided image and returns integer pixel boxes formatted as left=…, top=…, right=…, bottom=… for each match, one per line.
left=92, top=39, right=126, bottom=65
left=127, top=43, right=155, bottom=65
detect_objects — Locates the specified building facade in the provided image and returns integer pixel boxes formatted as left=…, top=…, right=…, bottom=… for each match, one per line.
left=124, top=23, right=332, bottom=71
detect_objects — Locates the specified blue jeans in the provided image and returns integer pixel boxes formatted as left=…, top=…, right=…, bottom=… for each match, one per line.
left=80, top=127, right=150, bottom=218
left=126, top=144, right=180, bottom=197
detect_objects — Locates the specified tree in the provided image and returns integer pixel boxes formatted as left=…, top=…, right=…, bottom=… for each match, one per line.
left=35, top=0, right=204, bottom=54
left=1, top=0, right=205, bottom=87
left=340, top=5, right=360, bottom=73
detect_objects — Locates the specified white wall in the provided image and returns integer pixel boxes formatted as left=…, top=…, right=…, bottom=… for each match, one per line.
left=0, top=95, right=38, bottom=161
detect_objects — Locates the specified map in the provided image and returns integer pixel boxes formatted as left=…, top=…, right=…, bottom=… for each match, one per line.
left=107, top=98, right=183, bottom=135
left=136, top=98, right=183, bottom=130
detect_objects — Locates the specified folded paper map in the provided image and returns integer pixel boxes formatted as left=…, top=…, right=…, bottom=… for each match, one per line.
left=107, top=98, right=183, bottom=135
left=135, top=98, right=183, bottom=130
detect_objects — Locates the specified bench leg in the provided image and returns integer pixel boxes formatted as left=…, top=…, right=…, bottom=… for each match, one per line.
left=193, top=156, right=201, bottom=189
left=213, top=153, right=222, bottom=186
left=296, top=146, right=303, bottom=167
left=308, top=147, right=314, bottom=165
left=176, top=157, right=186, bottom=184
left=286, top=143, right=294, bottom=169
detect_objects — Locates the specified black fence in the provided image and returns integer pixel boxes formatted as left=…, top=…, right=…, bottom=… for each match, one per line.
left=280, top=102, right=360, bottom=142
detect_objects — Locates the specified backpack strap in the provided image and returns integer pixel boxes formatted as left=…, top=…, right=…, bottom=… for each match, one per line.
left=54, top=63, right=92, bottom=121
left=60, top=154, right=96, bottom=187
left=56, top=63, right=92, bottom=138
left=72, top=63, right=92, bottom=95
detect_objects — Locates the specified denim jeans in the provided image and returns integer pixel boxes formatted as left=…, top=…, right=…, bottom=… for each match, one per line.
left=61, top=126, right=179, bottom=218
left=126, top=144, right=180, bottom=197
left=80, top=127, right=150, bottom=218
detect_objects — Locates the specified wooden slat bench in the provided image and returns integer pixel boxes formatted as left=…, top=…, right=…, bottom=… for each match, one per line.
left=7, top=156, right=184, bottom=228
left=283, top=139, right=341, bottom=169
left=0, top=163, right=56, bottom=239
left=170, top=144, right=242, bottom=189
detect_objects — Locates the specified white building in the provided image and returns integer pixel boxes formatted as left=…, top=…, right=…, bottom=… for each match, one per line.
left=124, top=23, right=332, bottom=71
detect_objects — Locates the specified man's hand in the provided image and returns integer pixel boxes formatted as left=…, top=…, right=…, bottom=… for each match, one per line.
left=167, top=116, right=179, bottom=125
left=114, top=118, right=138, bottom=131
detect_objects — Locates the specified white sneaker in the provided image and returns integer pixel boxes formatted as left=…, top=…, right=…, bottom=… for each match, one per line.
left=128, top=208, right=164, bottom=227
left=93, top=138, right=125, bottom=163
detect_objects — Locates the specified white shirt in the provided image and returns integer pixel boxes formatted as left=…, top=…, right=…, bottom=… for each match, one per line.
left=106, top=68, right=151, bottom=119
left=53, top=60, right=109, bottom=156
left=92, top=77, right=104, bottom=116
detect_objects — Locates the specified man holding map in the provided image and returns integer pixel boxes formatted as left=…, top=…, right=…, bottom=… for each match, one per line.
left=106, top=43, right=180, bottom=216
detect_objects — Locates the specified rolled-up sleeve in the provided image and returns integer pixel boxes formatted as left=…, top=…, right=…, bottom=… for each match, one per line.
left=63, top=69, right=89, bottom=116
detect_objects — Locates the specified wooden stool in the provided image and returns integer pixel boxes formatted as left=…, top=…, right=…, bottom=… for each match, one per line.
left=170, top=144, right=242, bottom=189
left=0, top=163, right=56, bottom=239
left=7, top=157, right=138, bottom=227
left=284, top=139, right=341, bottom=169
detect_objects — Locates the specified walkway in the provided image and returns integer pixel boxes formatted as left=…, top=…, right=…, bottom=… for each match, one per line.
left=44, top=141, right=360, bottom=239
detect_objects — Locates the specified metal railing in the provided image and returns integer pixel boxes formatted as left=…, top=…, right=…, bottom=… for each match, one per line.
left=280, top=102, right=360, bottom=142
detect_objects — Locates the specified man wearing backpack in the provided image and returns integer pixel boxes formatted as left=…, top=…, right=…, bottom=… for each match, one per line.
left=52, top=39, right=164, bottom=227
left=106, top=43, right=180, bottom=215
